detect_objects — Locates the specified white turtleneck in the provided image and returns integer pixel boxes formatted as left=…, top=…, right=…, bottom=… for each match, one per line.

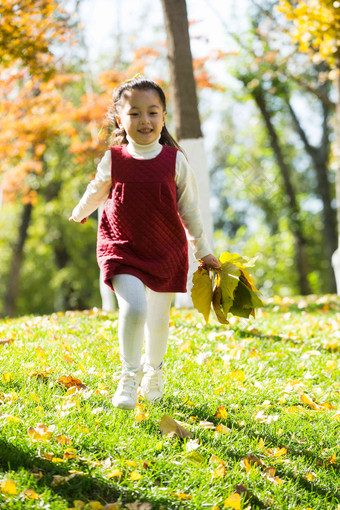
left=71, top=137, right=211, bottom=259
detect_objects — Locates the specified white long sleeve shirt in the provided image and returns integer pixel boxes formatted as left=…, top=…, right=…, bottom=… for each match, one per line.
left=71, top=136, right=211, bottom=260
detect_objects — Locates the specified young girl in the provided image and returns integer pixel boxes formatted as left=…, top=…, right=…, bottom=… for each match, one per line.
left=70, top=76, right=219, bottom=410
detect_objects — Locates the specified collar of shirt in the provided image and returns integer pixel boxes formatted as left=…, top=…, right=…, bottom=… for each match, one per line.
left=126, top=134, right=163, bottom=160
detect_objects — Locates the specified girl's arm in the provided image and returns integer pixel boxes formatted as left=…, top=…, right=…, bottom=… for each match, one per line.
left=70, top=150, right=112, bottom=222
left=176, top=152, right=219, bottom=269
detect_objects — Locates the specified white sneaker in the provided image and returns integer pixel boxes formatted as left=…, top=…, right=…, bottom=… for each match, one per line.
left=112, top=370, right=139, bottom=410
left=140, top=364, right=163, bottom=402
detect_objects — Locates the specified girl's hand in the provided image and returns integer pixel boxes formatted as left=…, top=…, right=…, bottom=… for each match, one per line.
left=69, top=216, right=88, bottom=224
left=200, top=254, right=220, bottom=270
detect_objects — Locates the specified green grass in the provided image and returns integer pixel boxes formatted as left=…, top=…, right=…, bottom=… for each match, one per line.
left=0, top=294, right=340, bottom=510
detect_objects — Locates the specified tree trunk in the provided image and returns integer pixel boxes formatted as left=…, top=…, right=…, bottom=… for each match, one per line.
left=287, top=97, right=337, bottom=292
left=2, top=202, right=33, bottom=317
left=253, top=87, right=311, bottom=295
left=332, top=57, right=340, bottom=293
left=160, top=0, right=214, bottom=307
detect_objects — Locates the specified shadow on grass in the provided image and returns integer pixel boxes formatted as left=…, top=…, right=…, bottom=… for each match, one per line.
left=0, top=438, right=178, bottom=509
left=159, top=397, right=340, bottom=509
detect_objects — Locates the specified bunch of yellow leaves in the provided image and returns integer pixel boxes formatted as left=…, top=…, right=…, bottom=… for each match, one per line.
left=191, top=252, right=263, bottom=324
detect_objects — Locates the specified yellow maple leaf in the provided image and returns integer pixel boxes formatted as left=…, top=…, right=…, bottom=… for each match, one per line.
left=306, top=471, right=316, bottom=481
left=1, top=479, right=18, bottom=495
left=135, top=411, right=149, bottom=422
left=224, top=492, right=241, bottom=509
left=88, top=502, right=104, bottom=510
left=300, top=394, right=321, bottom=410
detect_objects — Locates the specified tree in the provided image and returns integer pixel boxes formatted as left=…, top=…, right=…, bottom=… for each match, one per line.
left=277, top=0, right=340, bottom=291
left=160, top=0, right=214, bottom=306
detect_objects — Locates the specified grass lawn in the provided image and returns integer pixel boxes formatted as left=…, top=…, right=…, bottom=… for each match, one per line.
left=0, top=294, right=339, bottom=509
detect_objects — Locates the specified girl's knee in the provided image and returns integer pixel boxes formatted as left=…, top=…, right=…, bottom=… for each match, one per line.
left=125, top=300, right=147, bottom=323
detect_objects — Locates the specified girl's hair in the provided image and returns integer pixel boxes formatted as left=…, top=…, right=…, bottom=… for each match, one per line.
left=107, top=76, right=184, bottom=153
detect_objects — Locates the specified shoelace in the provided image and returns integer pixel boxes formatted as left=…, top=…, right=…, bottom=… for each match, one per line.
left=119, top=372, right=138, bottom=394
left=144, top=369, right=161, bottom=391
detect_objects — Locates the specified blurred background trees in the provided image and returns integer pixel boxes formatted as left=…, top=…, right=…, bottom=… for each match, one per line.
left=0, top=0, right=339, bottom=316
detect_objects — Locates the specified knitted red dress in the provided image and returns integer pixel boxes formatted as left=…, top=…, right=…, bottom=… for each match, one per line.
left=96, top=145, right=189, bottom=292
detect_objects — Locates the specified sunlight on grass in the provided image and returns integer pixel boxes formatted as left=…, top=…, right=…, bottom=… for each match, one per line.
left=0, top=295, right=339, bottom=509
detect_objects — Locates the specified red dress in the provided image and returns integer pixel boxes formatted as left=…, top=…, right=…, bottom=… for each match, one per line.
left=96, top=145, right=189, bottom=292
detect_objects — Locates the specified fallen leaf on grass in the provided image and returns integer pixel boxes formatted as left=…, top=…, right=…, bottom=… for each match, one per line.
left=213, top=464, right=226, bottom=478
left=306, top=471, right=316, bottom=481
left=57, top=375, right=87, bottom=390
left=215, top=405, right=228, bottom=419
left=209, top=454, right=225, bottom=466
left=51, top=473, right=81, bottom=486
left=88, top=502, right=104, bottom=510
left=0, top=479, right=18, bottom=495
left=1, top=372, right=13, bottom=383
left=36, top=345, right=47, bottom=359
left=160, top=414, right=193, bottom=439
left=326, top=453, right=336, bottom=464
left=170, top=492, right=192, bottom=500
left=27, top=368, right=53, bottom=381
left=262, top=466, right=283, bottom=484
left=185, top=438, right=200, bottom=451
left=241, top=453, right=263, bottom=473
left=224, top=492, right=241, bottom=509
left=215, top=424, right=231, bottom=435
left=125, top=502, right=152, bottom=510
left=28, top=424, right=52, bottom=442
left=268, top=447, right=287, bottom=458
left=106, top=469, right=123, bottom=479
left=199, top=420, right=215, bottom=429
left=130, top=470, right=142, bottom=481
left=72, top=502, right=85, bottom=509
left=185, top=451, right=205, bottom=465
left=23, top=488, right=40, bottom=499
left=103, top=504, right=121, bottom=510
left=56, top=434, right=72, bottom=445
left=0, top=339, right=14, bottom=346
left=135, top=411, right=149, bottom=423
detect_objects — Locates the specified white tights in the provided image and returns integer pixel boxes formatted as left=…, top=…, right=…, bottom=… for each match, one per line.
left=112, top=274, right=173, bottom=371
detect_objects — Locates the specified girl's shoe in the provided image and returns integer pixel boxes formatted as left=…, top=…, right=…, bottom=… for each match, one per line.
left=140, top=363, right=163, bottom=402
left=112, top=370, right=139, bottom=410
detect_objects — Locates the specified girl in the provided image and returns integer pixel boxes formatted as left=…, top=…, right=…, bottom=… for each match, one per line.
left=70, top=76, right=219, bottom=410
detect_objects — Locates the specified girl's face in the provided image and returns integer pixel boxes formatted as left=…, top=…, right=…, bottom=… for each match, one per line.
left=115, top=89, right=166, bottom=145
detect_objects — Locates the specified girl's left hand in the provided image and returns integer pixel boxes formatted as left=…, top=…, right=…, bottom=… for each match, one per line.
left=200, top=254, right=220, bottom=270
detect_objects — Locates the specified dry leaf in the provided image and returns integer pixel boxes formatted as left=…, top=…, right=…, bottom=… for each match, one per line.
left=28, top=424, right=52, bottom=442
left=23, top=488, right=40, bottom=499
left=213, top=464, right=226, bottom=478
left=130, top=471, right=142, bottom=481
left=1, top=479, right=18, bottom=495
left=160, top=414, right=193, bottom=439
left=186, top=438, right=200, bottom=451
left=88, top=502, right=103, bottom=510
left=56, top=434, right=72, bottom=445
left=2, top=372, right=13, bottom=383
left=300, top=394, right=321, bottom=410
left=215, top=424, right=231, bottom=435
left=199, top=420, right=215, bottom=429
left=170, top=492, right=192, bottom=500
left=135, top=412, right=149, bottom=423
left=326, top=453, right=336, bottom=464
left=106, top=469, right=123, bottom=479
left=306, top=471, right=316, bottom=481
left=0, top=339, right=14, bottom=346
left=124, top=501, right=152, bottom=510
left=224, top=492, right=241, bottom=509
left=215, top=405, right=228, bottom=419
left=209, top=454, right=225, bottom=466
left=103, top=504, right=121, bottom=510
left=57, top=375, right=87, bottom=390
left=73, top=502, right=86, bottom=509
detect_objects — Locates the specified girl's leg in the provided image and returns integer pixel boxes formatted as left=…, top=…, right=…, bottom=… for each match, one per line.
left=111, top=274, right=147, bottom=410
left=144, top=290, right=173, bottom=368
left=141, top=290, right=173, bottom=402
left=112, top=274, right=147, bottom=371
